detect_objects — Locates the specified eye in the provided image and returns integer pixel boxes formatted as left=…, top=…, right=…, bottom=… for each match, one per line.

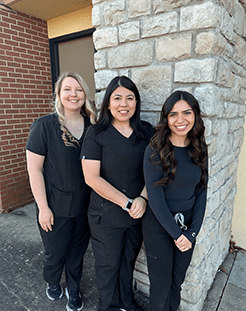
left=184, top=111, right=192, bottom=115
left=169, top=112, right=176, bottom=117
left=114, top=97, right=121, bottom=100
left=77, top=88, right=83, bottom=92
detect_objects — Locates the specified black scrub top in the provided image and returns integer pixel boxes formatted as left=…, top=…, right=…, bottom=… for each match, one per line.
left=81, top=122, right=153, bottom=227
left=26, top=113, right=91, bottom=218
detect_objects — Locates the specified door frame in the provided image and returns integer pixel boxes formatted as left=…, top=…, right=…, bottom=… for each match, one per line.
left=49, top=28, right=95, bottom=90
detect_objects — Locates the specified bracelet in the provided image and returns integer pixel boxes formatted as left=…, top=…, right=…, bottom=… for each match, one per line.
left=139, top=195, right=148, bottom=204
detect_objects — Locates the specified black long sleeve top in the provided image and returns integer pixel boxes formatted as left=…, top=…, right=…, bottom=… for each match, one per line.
left=143, top=144, right=207, bottom=243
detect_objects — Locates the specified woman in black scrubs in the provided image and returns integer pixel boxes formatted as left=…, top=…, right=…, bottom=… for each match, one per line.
left=81, top=76, right=153, bottom=311
left=26, top=71, right=96, bottom=311
left=143, top=91, right=208, bottom=311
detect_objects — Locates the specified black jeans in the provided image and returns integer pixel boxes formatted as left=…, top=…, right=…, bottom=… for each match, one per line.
left=38, top=209, right=90, bottom=291
left=142, top=206, right=195, bottom=311
left=89, top=220, right=142, bottom=311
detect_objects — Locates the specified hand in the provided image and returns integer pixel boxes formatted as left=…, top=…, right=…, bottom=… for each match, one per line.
left=39, top=207, right=54, bottom=232
left=175, top=234, right=192, bottom=252
left=128, top=196, right=147, bottom=219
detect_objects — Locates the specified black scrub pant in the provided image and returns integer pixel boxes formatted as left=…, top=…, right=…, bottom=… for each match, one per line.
left=142, top=207, right=195, bottom=311
left=89, top=220, right=142, bottom=311
left=37, top=208, right=90, bottom=291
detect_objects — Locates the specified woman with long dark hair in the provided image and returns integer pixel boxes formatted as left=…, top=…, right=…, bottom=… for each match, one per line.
left=81, top=76, right=153, bottom=311
left=143, top=90, right=208, bottom=311
left=26, top=71, right=96, bottom=311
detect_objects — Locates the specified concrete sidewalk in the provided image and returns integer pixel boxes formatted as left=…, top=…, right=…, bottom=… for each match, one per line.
left=0, top=203, right=246, bottom=311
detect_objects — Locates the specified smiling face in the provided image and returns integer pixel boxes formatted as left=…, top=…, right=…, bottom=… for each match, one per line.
left=167, top=100, right=195, bottom=144
left=108, top=86, right=137, bottom=125
left=59, top=77, right=85, bottom=114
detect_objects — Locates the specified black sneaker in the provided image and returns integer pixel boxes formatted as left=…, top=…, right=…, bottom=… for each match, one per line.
left=46, top=283, right=63, bottom=300
left=65, top=287, right=84, bottom=311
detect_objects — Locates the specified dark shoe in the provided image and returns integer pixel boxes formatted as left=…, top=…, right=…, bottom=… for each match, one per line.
left=46, top=283, right=63, bottom=300
left=65, top=287, right=84, bottom=311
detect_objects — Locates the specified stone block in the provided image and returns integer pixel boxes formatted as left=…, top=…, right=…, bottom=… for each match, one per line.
left=175, top=59, right=217, bottom=84
left=195, top=32, right=227, bottom=56
left=108, top=40, right=153, bottom=68
left=228, top=117, right=244, bottom=133
left=233, top=127, right=244, bottom=150
left=234, top=0, right=244, bottom=36
left=128, top=0, right=151, bottom=18
left=94, top=51, right=106, bottom=70
left=95, top=90, right=106, bottom=110
left=103, top=0, right=125, bottom=26
left=220, top=102, right=239, bottom=118
left=92, top=0, right=104, bottom=3
left=221, top=9, right=234, bottom=42
left=218, top=0, right=235, bottom=15
left=94, top=70, right=118, bottom=90
left=233, top=34, right=246, bottom=68
left=132, top=66, right=172, bottom=111
left=180, top=2, right=221, bottom=31
left=140, top=112, right=159, bottom=125
left=92, top=5, right=101, bottom=27
left=119, top=21, right=140, bottom=43
left=142, top=12, right=178, bottom=38
left=194, top=84, right=220, bottom=117
left=156, top=33, right=191, bottom=61
left=153, top=0, right=192, bottom=14
left=93, top=27, right=118, bottom=50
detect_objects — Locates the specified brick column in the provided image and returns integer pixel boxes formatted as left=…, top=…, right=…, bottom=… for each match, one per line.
left=0, top=7, right=53, bottom=213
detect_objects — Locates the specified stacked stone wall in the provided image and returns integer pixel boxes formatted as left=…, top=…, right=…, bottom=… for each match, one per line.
left=92, top=0, right=246, bottom=310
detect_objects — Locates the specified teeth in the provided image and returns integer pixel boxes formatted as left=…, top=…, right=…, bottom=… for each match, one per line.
left=119, top=111, right=128, bottom=113
left=176, top=125, right=187, bottom=129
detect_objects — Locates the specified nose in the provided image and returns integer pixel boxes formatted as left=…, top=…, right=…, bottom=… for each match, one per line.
left=120, top=97, right=127, bottom=106
left=70, top=89, right=76, bottom=97
left=177, top=113, right=184, bottom=123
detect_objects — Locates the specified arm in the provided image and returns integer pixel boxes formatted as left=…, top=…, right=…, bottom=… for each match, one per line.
left=144, top=145, right=183, bottom=239
left=26, top=150, right=54, bottom=232
left=82, top=159, right=146, bottom=219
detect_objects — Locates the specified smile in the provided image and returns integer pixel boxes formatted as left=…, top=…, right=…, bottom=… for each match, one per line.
left=175, top=125, right=188, bottom=129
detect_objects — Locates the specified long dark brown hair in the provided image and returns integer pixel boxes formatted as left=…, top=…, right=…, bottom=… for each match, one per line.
left=150, top=90, right=208, bottom=187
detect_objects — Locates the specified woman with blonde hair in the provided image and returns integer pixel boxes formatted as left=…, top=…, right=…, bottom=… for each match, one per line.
left=26, top=71, right=96, bottom=311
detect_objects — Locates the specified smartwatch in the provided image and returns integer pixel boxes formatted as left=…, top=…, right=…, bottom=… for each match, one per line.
left=122, top=198, right=132, bottom=211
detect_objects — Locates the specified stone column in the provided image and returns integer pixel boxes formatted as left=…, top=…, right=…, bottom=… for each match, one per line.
left=92, top=0, right=246, bottom=310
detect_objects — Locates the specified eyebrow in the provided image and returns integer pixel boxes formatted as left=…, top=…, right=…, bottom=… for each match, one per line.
left=113, top=94, right=134, bottom=97
left=169, top=108, right=193, bottom=113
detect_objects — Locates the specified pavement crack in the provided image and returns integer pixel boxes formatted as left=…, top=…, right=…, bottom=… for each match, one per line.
left=215, top=252, right=237, bottom=311
left=0, top=279, right=30, bottom=310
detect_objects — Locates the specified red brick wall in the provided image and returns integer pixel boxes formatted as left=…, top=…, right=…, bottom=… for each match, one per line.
left=0, top=7, right=53, bottom=213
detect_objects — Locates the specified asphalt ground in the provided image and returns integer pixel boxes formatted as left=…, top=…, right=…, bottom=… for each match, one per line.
left=1, top=203, right=246, bottom=311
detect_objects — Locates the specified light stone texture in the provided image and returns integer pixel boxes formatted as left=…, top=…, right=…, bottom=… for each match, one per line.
left=94, top=70, right=118, bottom=90
left=103, top=0, right=125, bottom=26
left=195, top=32, right=227, bottom=56
left=92, top=5, right=101, bottom=27
left=119, top=21, right=140, bottom=43
left=94, top=51, right=107, bottom=70
left=142, top=12, right=178, bottom=38
left=91, top=1, right=246, bottom=310
left=108, top=41, right=154, bottom=68
left=128, top=0, right=151, bottom=18
left=132, top=66, right=172, bottom=111
left=234, top=0, right=244, bottom=36
left=194, top=85, right=220, bottom=117
left=93, top=27, right=118, bottom=50
left=180, top=2, right=221, bottom=31
left=156, top=33, right=192, bottom=61
left=174, top=59, right=217, bottom=83
left=153, top=0, right=192, bottom=13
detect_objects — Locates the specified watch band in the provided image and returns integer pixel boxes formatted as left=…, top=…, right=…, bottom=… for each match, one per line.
left=122, top=198, right=132, bottom=211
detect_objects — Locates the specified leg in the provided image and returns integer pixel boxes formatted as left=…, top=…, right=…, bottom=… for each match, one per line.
left=89, top=221, right=125, bottom=311
left=65, top=210, right=90, bottom=291
left=169, top=240, right=195, bottom=311
left=142, top=207, right=174, bottom=311
left=37, top=211, right=73, bottom=286
left=119, top=224, right=142, bottom=310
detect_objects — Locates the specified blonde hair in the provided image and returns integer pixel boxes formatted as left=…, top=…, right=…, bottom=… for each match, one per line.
left=54, top=71, right=97, bottom=147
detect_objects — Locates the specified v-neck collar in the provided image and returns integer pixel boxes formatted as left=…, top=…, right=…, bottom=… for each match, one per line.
left=110, top=123, right=134, bottom=139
